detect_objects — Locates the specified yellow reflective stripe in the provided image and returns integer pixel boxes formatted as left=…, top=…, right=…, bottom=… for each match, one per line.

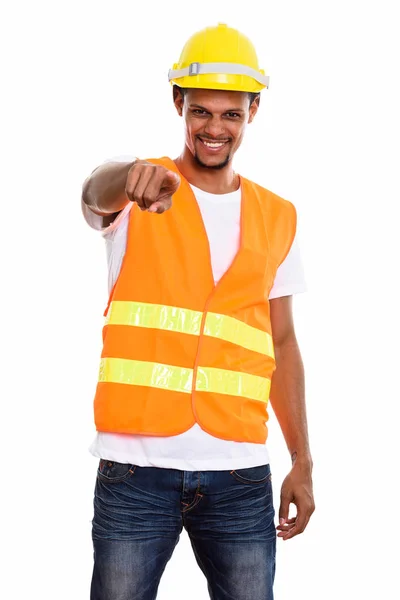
left=99, top=358, right=270, bottom=402
left=204, top=312, right=274, bottom=358
left=195, top=367, right=271, bottom=403
left=105, top=301, right=202, bottom=336
left=106, top=301, right=274, bottom=357
left=99, top=357, right=193, bottom=393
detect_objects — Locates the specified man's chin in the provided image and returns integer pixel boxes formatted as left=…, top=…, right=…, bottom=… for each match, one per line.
left=194, top=152, right=231, bottom=170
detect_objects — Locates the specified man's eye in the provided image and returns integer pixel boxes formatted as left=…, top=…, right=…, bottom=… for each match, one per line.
left=193, top=109, right=208, bottom=115
left=226, top=112, right=240, bottom=118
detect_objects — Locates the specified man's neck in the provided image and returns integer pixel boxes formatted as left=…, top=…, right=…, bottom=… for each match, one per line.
left=174, top=151, right=239, bottom=195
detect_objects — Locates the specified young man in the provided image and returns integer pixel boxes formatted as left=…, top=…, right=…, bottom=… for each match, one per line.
left=82, top=23, right=315, bottom=600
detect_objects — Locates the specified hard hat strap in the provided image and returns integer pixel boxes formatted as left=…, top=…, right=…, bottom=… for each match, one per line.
left=168, top=62, right=269, bottom=88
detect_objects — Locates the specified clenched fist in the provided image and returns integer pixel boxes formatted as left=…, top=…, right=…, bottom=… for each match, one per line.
left=125, top=160, right=180, bottom=214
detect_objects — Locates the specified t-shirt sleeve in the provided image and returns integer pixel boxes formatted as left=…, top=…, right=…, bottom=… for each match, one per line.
left=269, top=231, right=308, bottom=299
left=81, top=154, right=136, bottom=234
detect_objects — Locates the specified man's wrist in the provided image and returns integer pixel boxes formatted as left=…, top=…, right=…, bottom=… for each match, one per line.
left=291, top=450, right=313, bottom=469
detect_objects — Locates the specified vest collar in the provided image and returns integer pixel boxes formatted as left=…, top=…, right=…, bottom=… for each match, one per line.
left=159, top=156, right=247, bottom=292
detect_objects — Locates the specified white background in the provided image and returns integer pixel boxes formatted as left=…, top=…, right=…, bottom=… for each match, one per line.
left=1, top=0, right=399, bottom=598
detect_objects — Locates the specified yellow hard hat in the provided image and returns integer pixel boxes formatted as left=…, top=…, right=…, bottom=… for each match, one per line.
left=168, top=23, right=269, bottom=93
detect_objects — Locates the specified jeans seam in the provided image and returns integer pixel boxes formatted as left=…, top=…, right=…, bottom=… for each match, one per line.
left=181, top=472, right=203, bottom=513
left=230, top=470, right=272, bottom=485
left=97, top=464, right=137, bottom=484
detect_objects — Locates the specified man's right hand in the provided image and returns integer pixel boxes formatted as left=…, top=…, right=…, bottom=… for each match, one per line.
left=125, top=160, right=181, bottom=214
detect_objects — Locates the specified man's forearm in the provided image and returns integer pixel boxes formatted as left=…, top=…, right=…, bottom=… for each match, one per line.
left=82, top=160, right=136, bottom=215
left=269, top=337, right=313, bottom=470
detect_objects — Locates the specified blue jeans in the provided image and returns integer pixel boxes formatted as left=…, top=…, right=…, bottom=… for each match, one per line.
left=91, top=460, right=276, bottom=600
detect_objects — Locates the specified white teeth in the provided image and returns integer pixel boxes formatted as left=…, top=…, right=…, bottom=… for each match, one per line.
left=202, top=140, right=225, bottom=148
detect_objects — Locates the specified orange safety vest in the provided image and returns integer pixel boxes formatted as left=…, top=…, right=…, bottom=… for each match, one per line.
left=93, top=156, right=297, bottom=444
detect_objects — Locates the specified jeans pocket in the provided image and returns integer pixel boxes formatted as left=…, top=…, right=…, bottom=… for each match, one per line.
left=230, top=463, right=272, bottom=485
left=97, top=459, right=137, bottom=484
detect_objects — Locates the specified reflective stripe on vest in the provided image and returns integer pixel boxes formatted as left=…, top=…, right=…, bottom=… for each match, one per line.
left=99, top=357, right=271, bottom=403
left=105, top=300, right=275, bottom=358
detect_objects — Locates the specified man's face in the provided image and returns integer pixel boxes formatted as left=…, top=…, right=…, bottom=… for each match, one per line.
left=174, top=88, right=259, bottom=170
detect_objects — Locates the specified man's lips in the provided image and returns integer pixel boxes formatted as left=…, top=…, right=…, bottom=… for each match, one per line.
left=197, top=137, right=230, bottom=151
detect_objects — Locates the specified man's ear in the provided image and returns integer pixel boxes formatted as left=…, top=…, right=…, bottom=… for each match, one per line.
left=248, top=94, right=260, bottom=124
left=173, top=85, right=184, bottom=116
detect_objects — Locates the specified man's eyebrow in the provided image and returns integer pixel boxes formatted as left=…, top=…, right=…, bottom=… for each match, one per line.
left=189, top=104, right=244, bottom=112
left=189, top=104, right=210, bottom=110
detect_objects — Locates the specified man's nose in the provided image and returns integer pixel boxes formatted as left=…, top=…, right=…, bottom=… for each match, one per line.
left=203, top=116, right=226, bottom=138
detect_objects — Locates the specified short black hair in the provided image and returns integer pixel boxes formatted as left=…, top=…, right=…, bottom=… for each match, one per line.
left=248, top=92, right=260, bottom=106
left=174, top=85, right=260, bottom=107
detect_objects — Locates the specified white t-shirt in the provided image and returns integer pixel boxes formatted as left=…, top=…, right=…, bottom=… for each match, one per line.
left=83, top=156, right=308, bottom=471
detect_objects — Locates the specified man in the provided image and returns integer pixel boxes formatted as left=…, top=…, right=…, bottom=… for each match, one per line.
left=82, top=23, right=315, bottom=600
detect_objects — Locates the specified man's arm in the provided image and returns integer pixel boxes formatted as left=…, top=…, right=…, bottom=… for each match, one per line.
left=269, top=294, right=315, bottom=540
left=81, top=158, right=180, bottom=225
left=81, top=160, right=136, bottom=227
left=269, top=295, right=312, bottom=469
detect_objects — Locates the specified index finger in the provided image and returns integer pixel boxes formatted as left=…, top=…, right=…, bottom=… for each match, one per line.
left=161, top=170, right=180, bottom=193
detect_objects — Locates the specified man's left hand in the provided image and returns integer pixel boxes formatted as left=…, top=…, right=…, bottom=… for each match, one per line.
left=276, top=462, right=315, bottom=540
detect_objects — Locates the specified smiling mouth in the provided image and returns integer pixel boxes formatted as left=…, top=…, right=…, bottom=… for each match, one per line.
left=198, top=137, right=230, bottom=150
